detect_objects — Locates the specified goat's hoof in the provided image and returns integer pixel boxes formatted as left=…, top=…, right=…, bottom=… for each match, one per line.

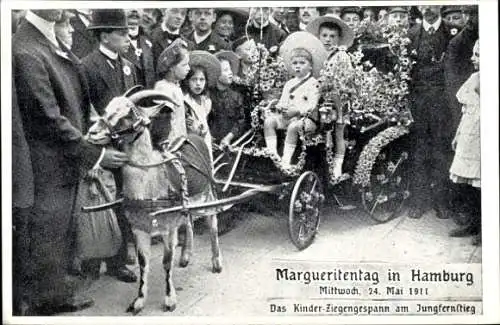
left=164, top=296, right=177, bottom=312
left=212, top=265, right=223, bottom=273
left=127, top=298, right=144, bottom=315
left=163, top=304, right=176, bottom=312
left=179, top=258, right=189, bottom=268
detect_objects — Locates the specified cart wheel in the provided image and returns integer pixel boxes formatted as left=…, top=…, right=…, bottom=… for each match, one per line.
left=288, top=171, right=323, bottom=250
left=361, top=149, right=410, bottom=223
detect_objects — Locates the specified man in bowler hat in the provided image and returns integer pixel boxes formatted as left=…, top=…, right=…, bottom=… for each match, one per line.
left=13, top=9, right=129, bottom=314
left=81, top=9, right=138, bottom=283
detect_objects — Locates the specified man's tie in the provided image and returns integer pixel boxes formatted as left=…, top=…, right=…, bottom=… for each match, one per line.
left=428, top=26, right=435, bottom=35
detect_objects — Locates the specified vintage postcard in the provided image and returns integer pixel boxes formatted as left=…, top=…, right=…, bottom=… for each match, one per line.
left=2, top=0, right=499, bottom=324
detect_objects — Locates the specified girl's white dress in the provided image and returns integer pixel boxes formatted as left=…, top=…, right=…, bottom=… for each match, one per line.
left=154, top=79, right=187, bottom=144
left=449, top=72, right=480, bottom=188
left=184, top=93, right=213, bottom=163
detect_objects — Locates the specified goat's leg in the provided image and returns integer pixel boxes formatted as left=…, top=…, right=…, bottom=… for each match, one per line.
left=207, top=214, right=223, bottom=273
left=162, top=227, right=177, bottom=311
left=179, top=214, right=193, bottom=267
left=127, top=230, right=150, bottom=315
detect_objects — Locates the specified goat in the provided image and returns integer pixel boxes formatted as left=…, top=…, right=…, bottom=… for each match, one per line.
left=86, top=91, right=222, bottom=314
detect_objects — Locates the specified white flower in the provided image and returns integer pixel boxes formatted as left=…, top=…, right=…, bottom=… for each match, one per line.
left=450, top=28, right=458, bottom=36
left=123, top=66, right=131, bottom=76
left=135, top=48, right=143, bottom=57
left=208, top=44, right=216, bottom=52
left=145, top=39, right=152, bottom=48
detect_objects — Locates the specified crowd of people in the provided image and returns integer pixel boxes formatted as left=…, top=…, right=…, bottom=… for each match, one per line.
left=11, top=5, right=480, bottom=316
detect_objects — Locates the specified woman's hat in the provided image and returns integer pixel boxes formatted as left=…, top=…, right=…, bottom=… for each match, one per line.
left=231, top=35, right=254, bottom=52
left=189, top=50, right=222, bottom=87
left=215, top=50, right=240, bottom=75
left=157, top=38, right=189, bottom=76
left=279, top=31, right=328, bottom=78
left=87, top=9, right=128, bottom=30
left=306, top=16, right=355, bottom=48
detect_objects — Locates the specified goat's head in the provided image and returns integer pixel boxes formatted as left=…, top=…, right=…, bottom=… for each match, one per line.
left=87, top=90, right=176, bottom=148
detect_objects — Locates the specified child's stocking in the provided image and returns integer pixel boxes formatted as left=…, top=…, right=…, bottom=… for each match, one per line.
left=333, top=154, right=345, bottom=178
left=281, top=143, right=296, bottom=167
left=265, top=136, right=278, bottom=155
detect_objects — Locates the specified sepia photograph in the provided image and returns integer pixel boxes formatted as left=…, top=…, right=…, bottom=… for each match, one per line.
left=2, top=0, right=499, bottom=324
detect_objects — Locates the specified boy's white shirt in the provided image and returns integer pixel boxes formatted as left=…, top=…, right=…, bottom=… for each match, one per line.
left=276, top=73, right=320, bottom=116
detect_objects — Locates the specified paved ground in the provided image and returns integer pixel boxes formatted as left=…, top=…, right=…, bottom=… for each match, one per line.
left=62, top=201, right=481, bottom=316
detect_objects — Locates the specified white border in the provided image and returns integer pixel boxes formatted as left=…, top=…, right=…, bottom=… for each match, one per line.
left=2, top=0, right=498, bottom=324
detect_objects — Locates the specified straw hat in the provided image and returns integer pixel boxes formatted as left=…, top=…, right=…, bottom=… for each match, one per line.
left=279, top=31, right=328, bottom=78
left=306, top=16, right=355, bottom=48
left=87, top=9, right=128, bottom=30
left=215, top=50, right=240, bottom=75
left=189, top=50, right=222, bottom=87
left=157, top=38, right=189, bottom=77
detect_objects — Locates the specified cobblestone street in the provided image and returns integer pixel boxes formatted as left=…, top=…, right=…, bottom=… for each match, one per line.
left=62, top=201, right=481, bottom=316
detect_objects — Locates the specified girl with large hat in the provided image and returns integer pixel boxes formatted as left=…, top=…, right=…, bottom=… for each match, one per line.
left=181, top=50, right=221, bottom=162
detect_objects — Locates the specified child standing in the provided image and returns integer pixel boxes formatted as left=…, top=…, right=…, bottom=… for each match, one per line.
left=264, top=32, right=327, bottom=168
left=154, top=38, right=190, bottom=146
left=448, top=40, right=481, bottom=245
left=181, top=50, right=221, bottom=163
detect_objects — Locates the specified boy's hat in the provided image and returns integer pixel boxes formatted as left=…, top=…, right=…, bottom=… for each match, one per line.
left=340, top=6, right=362, bottom=18
left=306, top=16, right=355, bottom=48
left=189, top=50, right=222, bottom=87
left=279, top=31, right=328, bottom=77
left=157, top=38, right=188, bottom=76
left=215, top=50, right=240, bottom=75
left=231, top=35, right=254, bottom=52
left=388, top=6, right=410, bottom=15
left=87, top=9, right=128, bottom=30
left=441, top=5, right=463, bottom=16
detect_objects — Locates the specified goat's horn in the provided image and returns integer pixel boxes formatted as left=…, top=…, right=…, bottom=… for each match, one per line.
left=123, top=85, right=144, bottom=98
left=128, top=90, right=178, bottom=109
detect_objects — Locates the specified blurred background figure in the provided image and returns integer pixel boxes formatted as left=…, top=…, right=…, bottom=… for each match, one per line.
left=321, top=6, right=342, bottom=18
left=247, top=7, right=286, bottom=50
left=141, top=8, right=163, bottom=35
left=186, top=8, right=230, bottom=52
left=297, top=7, right=320, bottom=31
left=269, top=7, right=291, bottom=35
left=70, top=9, right=98, bottom=58
left=54, top=10, right=75, bottom=49
left=341, top=6, right=362, bottom=30
left=214, top=8, right=249, bottom=42
left=123, top=9, right=156, bottom=89
left=387, top=6, right=409, bottom=28
left=377, top=7, right=388, bottom=22
left=441, top=5, right=466, bottom=33
left=11, top=9, right=26, bottom=34
left=362, top=7, right=377, bottom=22
left=150, top=8, right=191, bottom=67
left=409, top=6, right=422, bottom=27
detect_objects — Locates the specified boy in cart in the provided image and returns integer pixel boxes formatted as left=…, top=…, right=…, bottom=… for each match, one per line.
left=263, top=31, right=327, bottom=169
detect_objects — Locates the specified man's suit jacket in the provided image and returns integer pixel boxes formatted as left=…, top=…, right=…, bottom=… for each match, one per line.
left=70, top=15, right=98, bottom=59
left=150, top=27, right=195, bottom=69
left=13, top=21, right=101, bottom=211
left=186, top=30, right=232, bottom=53
left=123, top=33, right=156, bottom=89
left=82, top=49, right=138, bottom=114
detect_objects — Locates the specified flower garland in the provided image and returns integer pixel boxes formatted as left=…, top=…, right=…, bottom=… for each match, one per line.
left=352, top=125, right=409, bottom=188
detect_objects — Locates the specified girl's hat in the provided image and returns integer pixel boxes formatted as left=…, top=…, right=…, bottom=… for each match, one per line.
left=189, top=50, right=222, bottom=87
left=215, top=50, right=240, bottom=75
left=231, top=35, right=254, bottom=52
left=157, top=38, right=188, bottom=77
left=87, top=9, right=128, bottom=30
left=279, top=31, right=328, bottom=78
left=306, top=16, right=355, bottom=48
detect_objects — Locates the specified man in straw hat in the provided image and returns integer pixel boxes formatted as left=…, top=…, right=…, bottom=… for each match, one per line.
left=262, top=31, right=327, bottom=168
left=13, top=9, right=131, bottom=314
left=81, top=9, right=138, bottom=284
left=211, top=50, right=246, bottom=149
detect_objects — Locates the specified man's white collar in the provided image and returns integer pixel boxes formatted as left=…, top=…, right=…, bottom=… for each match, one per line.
left=193, top=30, right=212, bottom=44
left=99, top=44, right=118, bottom=60
left=423, top=16, right=442, bottom=32
left=79, top=14, right=90, bottom=27
left=25, top=11, right=59, bottom=47
left=299, top=22, right=308, bottom=31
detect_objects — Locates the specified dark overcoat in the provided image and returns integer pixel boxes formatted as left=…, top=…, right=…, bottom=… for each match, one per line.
left=123, top=33, right=156, bottom=89
left=70, top=15, right=98, bottom=59
left=13, top=21, right=101, bottom=306
left=186, top=30, right=232, bottom=53
left=82, top=49, right=137, bottom=114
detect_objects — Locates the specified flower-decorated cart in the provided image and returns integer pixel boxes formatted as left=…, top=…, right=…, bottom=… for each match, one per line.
left=212, top=24, right=415, bottom=249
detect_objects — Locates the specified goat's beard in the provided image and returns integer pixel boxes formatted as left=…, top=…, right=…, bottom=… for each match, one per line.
left=149, top=115, right=172, bottom=151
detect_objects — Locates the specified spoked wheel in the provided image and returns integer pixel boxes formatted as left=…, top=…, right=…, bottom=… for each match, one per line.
left=288, top=171, right=324, bottom=250
left=361, top=149, right=410, bottom=223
